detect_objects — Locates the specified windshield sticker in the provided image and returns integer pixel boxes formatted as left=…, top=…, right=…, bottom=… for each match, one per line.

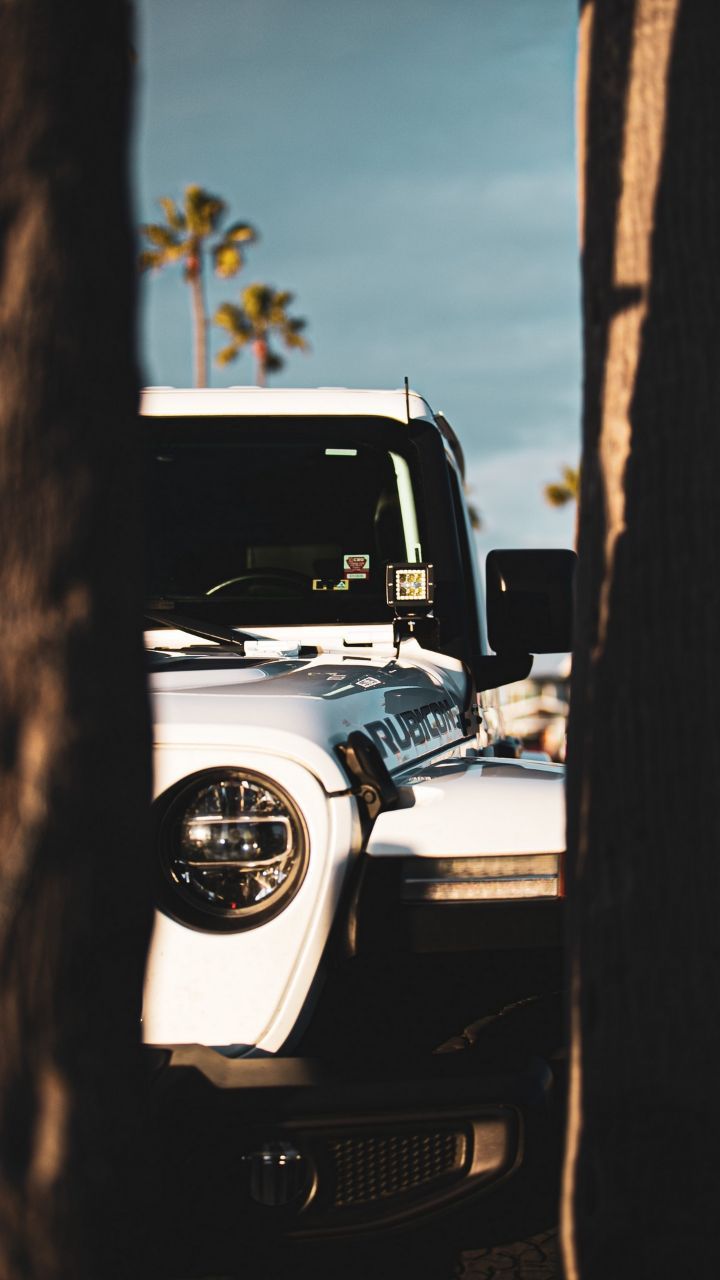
left=356, top=675, right=382, bottom=689
left=343, top=553, right=370, bottom=580
left=312, top=578, right=350, bottom=592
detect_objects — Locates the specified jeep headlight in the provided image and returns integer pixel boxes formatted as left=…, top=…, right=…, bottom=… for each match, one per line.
left=157, top=770, right=308, bottom=931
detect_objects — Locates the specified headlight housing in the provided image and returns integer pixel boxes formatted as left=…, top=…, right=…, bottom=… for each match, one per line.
left=156, top=769, right=309, bottom=931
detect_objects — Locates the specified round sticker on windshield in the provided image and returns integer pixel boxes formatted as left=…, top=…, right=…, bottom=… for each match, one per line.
left=344, top=553, right=370, bottom=579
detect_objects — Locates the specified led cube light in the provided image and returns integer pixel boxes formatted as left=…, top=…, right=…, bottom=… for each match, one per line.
left=385, top=563, right=435, bottom=612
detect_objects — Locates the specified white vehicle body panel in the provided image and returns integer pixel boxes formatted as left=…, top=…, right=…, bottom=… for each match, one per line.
left=369, top=757, right=565, bottom=858
left=143, top=644, right=565, bottom=1050
left=144, top=753, right=355, bottom=1051
left=141, top=385, right=436, bottom=423
left=142, top=387, right=568, bottom=1054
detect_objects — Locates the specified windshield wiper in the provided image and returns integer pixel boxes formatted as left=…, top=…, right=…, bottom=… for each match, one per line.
left=145, top=610, right=255, bottom=654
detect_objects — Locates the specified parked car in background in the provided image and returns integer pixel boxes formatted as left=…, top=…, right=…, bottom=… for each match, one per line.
left=501, top=655, right=571, bottom=761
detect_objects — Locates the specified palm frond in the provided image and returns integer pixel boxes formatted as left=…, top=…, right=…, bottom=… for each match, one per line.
left=462, top=482, right=482, bottom=531
left=544, top=464, right=580, bottom=508
left=242, top=283, right=274, bottom=323
left=213, top=243, right=245, bottom=279
left=265, top=349, right=285, bottom=374
left=158, top=197, right=185, bottom=231
left=138, top=249, right=164, bottom=272
left=544, top=483, right=574, bottom=507
left=141, top=223, right=182, bottom=250
left=223, top=221, right=257, bottom=244
left=282, top=314, right=308, bottom=348
left=214, top=302, right=251, bottom=340
left=283, top=329, right=309, bottom=350
left=184, top=184, right=226, bottom=236
left=216, top=342, right=241, bottom=366
left=164, top=243, right=189, bottom=263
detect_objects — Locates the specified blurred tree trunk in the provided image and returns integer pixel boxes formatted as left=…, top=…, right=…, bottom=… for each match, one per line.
left=189, top=262, right=208, bottom=387
left=563, top=1, right=720, bottom=1276
left=0, top=3, right=153, bottom=1278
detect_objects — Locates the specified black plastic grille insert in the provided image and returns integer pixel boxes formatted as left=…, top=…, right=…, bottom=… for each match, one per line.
left=330, top=1130, right=465, bottom=1207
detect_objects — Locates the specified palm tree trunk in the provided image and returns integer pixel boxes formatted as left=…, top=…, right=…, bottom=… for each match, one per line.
left=253, top=337, right=267, bottom=387
left=563, top=1, right=720, bottom=1276
left=0, top=2, right=153, bottom=1277
left=189, top=266, right=208, bottom=387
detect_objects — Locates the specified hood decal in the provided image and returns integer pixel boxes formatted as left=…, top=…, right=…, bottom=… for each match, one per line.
left=363, top=696, right=463, bottom=760
left=153, top=652, right=470, bottom=779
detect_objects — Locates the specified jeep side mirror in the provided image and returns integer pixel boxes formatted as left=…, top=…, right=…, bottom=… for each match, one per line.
left=486, top=549, right=576, bottom=655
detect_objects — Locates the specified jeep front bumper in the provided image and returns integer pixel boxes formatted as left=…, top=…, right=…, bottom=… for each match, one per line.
left=147, top=1044, right=562, bottom=1272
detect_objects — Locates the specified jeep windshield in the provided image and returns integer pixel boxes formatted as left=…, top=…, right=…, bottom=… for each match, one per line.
left=145, top=416, right=428, bottom=627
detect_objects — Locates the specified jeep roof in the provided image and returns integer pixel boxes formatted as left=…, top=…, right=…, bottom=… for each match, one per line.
left=141, top=386, right=437, bottom=424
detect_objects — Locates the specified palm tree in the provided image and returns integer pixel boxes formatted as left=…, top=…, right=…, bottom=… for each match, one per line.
left=139, top=185, right=256, bottom=386
left=0, top=4, right=153, bottom=1275
left=215, top=283, right=309, bottom=385
left=544, top=464, right=579, bottom=508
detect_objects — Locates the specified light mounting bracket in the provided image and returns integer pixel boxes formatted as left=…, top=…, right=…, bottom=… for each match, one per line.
left=385, top=562, right=435, bottom=651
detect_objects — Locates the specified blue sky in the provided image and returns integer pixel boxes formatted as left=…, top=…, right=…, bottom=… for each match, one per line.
left=135, top=0, right=579, bottom=553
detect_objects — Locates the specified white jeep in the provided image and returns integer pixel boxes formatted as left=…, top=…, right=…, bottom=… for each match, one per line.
left=142, top=386, right=574, bottom=1269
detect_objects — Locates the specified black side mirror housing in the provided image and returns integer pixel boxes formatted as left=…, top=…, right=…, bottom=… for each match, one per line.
left=486, top=549, right=576, bottom=655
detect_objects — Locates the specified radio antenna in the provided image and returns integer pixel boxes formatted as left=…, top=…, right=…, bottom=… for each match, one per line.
left=404, top=375, right=411, bottom=424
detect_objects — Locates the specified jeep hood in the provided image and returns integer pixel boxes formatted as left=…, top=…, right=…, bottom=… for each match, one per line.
left=149, top=645, right=470, bottom=791
left=369, top=755, right=566, bottom=857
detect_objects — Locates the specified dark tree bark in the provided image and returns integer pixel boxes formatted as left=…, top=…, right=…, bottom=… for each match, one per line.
left=563, top=1, right=720, bottom=1276
left=0, top=3, right=153, bottom=1277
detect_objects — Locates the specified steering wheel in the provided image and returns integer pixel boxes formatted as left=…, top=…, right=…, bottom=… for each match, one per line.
left=205, top=568, right=310, bottom=598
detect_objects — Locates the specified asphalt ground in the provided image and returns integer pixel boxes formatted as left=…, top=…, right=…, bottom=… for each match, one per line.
left=458, top=1229, right=560, bottom=1279
left=195, top=1228, right=562, bottom=1279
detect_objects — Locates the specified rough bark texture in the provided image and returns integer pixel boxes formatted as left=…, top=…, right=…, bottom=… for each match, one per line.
left=563, top=1, right=720, bottom=1276
left=0, top=3, right=153, bottom=1277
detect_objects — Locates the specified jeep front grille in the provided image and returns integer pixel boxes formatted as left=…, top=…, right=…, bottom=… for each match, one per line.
left=330, top=1129, right=466, bottom=1207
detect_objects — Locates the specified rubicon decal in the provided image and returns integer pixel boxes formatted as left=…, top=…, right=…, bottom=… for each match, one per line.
left=363, top=698, right=463, bottom=758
